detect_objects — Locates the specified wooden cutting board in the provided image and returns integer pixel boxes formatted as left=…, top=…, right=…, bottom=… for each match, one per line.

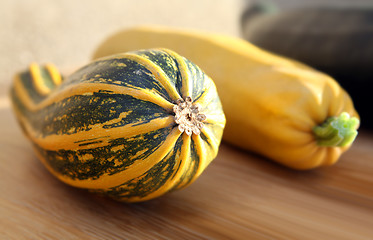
left=0, top=94, right=372, bottom=240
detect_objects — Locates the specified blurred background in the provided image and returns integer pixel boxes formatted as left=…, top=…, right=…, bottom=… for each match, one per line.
left=1, top=0, right=243, bottom=88
left=1, top=0, right=371, bottom=82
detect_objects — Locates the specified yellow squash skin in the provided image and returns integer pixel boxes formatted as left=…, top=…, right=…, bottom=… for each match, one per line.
left=10, top=48, right=225, bottom=202
left=93, top=25, right=359, bottom=170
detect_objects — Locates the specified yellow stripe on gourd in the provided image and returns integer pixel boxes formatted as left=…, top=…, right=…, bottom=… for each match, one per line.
left=162, top=48, right=192, bottom=98
left=173, top=156, right=196, bottom=190
left=193, top=79, right=215, bottom=105
left=204, top=115, right=226, bottom=127
left=18, top=114, right=175, bottom=151
left=45, top=63, right=62, bottom=86
left=37, top=127, right=182, bottom=190
left=200, top=127, right=219, bottom=160
left=169, top=135, right=198, bottom=190
left=124, top=53, right=182, bottom=100
left=194, top=80, right=225, bottom=126
left=188, top=134, right=206, bottom=184
left=129, top=134, right=191, bottom=202
left=30, top=63, right=51, bottom=96
left=13, top=81, right=175, bottom=113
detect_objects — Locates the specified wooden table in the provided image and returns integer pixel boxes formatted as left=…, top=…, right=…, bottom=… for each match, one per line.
left=1, top=91, right=372, bottom=240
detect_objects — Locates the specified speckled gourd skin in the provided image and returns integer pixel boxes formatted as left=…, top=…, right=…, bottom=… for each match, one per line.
left=10, top=48, right=226, bottom=202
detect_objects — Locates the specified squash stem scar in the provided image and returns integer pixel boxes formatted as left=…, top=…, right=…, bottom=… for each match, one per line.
left=173, top=96, right=206, bottom=136
left=313, top=112, right=359, bottom=147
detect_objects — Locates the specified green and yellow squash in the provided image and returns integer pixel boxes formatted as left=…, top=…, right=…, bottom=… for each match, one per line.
left=92, top=25, right=360, bottom=170
left=10, top=48, right=226, bottom=202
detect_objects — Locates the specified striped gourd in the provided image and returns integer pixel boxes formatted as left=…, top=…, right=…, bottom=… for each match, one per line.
left=10, top=48, right=226, bottom=202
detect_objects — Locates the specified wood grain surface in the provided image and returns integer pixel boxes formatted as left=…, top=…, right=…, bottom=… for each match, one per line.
left=0, top=90, right=372, bottom=240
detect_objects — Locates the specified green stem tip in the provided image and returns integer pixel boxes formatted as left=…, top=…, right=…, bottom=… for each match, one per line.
left=313, top=112, right=360, bottom=147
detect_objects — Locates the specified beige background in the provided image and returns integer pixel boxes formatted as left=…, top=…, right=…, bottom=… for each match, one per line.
left=2, top=0, right=372, bottom=89
left=1, top=0, right=244, bottom=89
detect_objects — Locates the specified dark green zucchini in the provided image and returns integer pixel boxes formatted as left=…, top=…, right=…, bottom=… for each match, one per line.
left=241, top=4, right=373, bottom=128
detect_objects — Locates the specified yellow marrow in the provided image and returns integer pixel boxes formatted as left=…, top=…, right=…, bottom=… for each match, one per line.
left=93, top=25, right=359, bottom=170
